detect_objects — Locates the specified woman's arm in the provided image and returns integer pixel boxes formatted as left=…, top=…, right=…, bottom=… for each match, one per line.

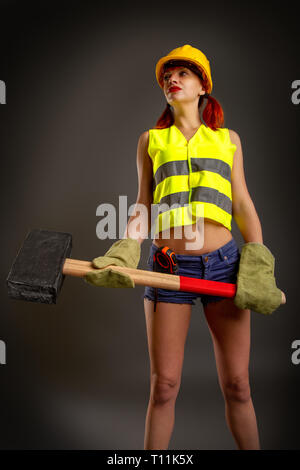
left=229, top=129, right=263, bottom=244
left=123, top=131, right=154, bottom=244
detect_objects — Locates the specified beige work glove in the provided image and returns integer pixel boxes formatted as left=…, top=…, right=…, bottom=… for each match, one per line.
left=84, top=238, right=141, bottom=288
left=234, top=243, right=283, bottom=315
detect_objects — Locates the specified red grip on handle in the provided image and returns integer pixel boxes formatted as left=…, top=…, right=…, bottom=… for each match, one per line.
left=179, top=275, right=236, bottom=298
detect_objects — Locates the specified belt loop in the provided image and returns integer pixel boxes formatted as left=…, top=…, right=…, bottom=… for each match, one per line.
left=218, top=246, right=224, bottom=261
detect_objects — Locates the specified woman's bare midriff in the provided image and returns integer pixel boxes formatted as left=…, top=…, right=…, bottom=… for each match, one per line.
left=153, top=218, right=233, bottom=255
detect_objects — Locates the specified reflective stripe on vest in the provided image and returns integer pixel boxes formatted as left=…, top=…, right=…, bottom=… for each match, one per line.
left=148, top=124, right=237, bottom=235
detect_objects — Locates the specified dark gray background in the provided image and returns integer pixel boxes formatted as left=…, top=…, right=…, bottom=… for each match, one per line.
left=1, top=0, right=299, bottom=450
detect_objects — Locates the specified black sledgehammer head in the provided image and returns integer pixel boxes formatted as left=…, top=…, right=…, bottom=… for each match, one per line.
left=6, top=229, right=72, bottom=304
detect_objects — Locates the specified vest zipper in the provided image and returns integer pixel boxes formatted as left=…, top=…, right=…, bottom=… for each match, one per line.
left=187, top=142, right=192, bottom=204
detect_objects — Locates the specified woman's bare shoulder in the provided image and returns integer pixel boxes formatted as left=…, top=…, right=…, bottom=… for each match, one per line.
left=137, top=131, right=150, bottom=155
left=136, top=130, right=152, bottom=164
left=139, top=130, right=150, bottom=142
left=228, top=129, right=241, bottom=145
left=136, top=130, right=153, bottom=202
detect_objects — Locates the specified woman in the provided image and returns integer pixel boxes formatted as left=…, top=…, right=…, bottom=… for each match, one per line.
left=85, top=44, right=283, bottom=450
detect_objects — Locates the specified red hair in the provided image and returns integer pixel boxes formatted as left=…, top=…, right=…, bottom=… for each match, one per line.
left=154, top=63, right=224, bottom=131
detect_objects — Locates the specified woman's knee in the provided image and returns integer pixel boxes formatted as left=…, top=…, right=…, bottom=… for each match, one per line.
left=150, top=374, right=181, bottom=406
left=222, top=375, right=251, bottom=404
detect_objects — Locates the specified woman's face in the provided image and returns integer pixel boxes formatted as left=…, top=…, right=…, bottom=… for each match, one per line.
left=163, top=66, right=205, bottom=105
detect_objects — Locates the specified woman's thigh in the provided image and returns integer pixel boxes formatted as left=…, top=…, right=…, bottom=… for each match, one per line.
left=144, top=299, right=192, bottom=381
left=203, top=298, right=251, bottom=386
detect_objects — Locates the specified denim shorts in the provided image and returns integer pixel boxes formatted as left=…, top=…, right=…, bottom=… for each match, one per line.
left=143, top=237, right=241, bottom=307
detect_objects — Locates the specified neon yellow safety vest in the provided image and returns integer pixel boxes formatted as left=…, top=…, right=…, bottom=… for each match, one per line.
left=148, top=124, right=237, bottom=236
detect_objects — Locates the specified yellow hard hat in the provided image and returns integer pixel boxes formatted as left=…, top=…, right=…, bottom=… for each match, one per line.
left=155, top=44, right=213, bottom=94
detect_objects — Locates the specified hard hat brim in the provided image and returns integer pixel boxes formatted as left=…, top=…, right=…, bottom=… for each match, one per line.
left=156, top=55, right=213, bottom=94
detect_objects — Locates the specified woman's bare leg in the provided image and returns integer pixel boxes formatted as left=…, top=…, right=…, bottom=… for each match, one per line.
left=203, top=298, right=260, bottom=450
left=143, top=299, right=192, bottom=450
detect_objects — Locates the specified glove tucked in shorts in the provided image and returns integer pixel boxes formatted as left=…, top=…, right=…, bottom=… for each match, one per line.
left=143, top=237, right=240, bottom=307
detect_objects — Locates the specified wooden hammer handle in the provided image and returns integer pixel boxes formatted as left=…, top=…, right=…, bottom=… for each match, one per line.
left=64, top=258, right=183, bottom=290
left=63, top=258, right=286, bottom=304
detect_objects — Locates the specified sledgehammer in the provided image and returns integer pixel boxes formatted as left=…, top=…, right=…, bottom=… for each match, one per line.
left=6, top=229, right=286, bottom=305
